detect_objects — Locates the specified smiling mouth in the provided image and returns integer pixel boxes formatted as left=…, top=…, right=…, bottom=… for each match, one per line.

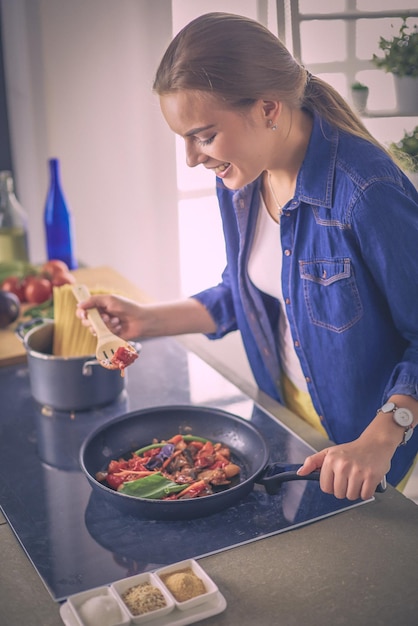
left=214, top=162, right=230, bottom=175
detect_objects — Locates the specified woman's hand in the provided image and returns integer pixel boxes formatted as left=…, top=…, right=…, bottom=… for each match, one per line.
left=297, top=395, right=417, bottom=499
left=296, top=438, right=391, bottom=500
left=76, top=294, right=148, bottom=340
left=76, top=294, right=217, bottom=340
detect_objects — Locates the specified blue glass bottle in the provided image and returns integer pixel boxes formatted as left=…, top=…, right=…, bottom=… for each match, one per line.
left=44, top=158, right=77, bottom=269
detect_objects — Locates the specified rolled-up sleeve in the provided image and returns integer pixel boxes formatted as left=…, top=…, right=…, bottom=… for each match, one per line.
left=191, top=267, right=238, bottom=339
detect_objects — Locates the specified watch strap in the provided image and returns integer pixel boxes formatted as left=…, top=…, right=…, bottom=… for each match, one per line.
left=377, top=402, right=414, bottom=446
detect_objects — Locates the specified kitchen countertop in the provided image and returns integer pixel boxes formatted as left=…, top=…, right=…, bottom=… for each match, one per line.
left=1, top=272, right=418, bottom=626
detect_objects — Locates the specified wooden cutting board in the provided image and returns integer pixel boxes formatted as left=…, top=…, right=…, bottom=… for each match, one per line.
left=0, top=266, right=152, bottom=367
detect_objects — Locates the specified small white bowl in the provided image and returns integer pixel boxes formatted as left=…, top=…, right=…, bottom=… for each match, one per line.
left=67, top=585, right=130, bottom=626
left=155, top=559, right=218, bottom=612
left=111, top=571, right=175, bottom=624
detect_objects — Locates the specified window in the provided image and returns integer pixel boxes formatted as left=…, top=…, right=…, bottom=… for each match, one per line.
left=287, top=0, right=418, bottom=144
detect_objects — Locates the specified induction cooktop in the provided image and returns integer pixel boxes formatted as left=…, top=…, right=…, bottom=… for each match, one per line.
left=0, top=337, right=369, bottom=601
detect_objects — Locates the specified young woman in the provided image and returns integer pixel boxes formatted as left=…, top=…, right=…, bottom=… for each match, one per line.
left=77, top=12, right=418, bottom=500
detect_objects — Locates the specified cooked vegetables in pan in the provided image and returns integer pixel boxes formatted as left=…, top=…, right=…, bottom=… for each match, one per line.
left=96, top=434, right=240, bottom=500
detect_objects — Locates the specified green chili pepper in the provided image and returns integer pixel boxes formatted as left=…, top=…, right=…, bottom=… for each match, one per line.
left=133, top=443, right=164, bottom=456
left=182, top=435, right=210, bottom=443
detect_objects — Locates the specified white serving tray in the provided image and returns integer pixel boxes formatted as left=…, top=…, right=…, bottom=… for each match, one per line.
left=60, top=590, right=227, bottom=626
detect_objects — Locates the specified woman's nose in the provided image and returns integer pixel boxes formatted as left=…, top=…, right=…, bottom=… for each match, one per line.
left=185, top=141, right=207, bottom=168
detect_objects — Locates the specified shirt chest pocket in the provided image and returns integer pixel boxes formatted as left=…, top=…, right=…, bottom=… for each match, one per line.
left=299, top=258, right=363, bottom=332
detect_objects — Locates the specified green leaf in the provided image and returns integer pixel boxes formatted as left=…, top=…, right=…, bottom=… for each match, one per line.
left=23, top=298, right=54, bottom=319
left=119, top=472, right=187, bottom=499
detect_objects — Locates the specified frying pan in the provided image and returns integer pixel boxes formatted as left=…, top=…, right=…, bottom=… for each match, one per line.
left=80, top=405, right=385, bottom=520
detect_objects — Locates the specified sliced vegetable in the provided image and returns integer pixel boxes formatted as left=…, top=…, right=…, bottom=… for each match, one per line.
left=134, top=435, right=209, bottom=456
left=101, top=434, right=239, bottom=501
left=144, top=443, right=175, bottom=470
left=119, top=472, right=187, bottom=499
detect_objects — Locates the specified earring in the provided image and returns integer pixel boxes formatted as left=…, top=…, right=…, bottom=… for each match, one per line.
left=268, top=120, right=277, bottom=131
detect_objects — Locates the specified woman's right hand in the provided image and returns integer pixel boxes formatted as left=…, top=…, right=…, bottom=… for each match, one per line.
left=75, top=294, right=217, bottom=340
left=75, top=294, right=147, bottom=340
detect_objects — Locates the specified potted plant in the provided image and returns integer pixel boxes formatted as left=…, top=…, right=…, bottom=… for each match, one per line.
left=371, top=17, right=418, bottom=114
left=390, top=125, right=418, bottom=187
left=350, top=81, right=369, bottom=114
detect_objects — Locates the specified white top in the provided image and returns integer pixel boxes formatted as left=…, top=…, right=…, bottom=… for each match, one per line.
left=247, top=195, right=308, bottom=393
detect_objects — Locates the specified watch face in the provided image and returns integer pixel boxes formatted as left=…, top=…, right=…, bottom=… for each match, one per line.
left=394, top=407, right=414, bottom=427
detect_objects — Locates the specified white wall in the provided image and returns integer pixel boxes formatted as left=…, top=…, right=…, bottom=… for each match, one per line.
left=1, top=0, right=180, bottom=300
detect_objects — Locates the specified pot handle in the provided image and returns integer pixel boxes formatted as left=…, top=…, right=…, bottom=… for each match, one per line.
left=15, top=317, right=49, bottom=342
left=258, top=462, right=386, bottom=495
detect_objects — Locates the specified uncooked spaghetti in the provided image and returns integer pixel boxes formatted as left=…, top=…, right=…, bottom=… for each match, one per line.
left=52, top=284, right=103, bottom=357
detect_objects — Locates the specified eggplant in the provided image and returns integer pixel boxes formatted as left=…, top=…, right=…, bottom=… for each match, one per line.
left=0, top=290, right=20, bottom=328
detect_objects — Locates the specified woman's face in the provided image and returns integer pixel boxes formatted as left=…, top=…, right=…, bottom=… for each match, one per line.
left=160, top=90, right=275, bottom=190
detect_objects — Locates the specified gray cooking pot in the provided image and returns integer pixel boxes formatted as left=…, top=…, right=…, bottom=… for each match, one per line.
left=17, top=319, right=139, bottom=411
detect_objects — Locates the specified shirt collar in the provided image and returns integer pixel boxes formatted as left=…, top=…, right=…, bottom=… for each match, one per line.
left=229, top=113, right=338, bottom=210
left=296, top=112, right=338, bottom=209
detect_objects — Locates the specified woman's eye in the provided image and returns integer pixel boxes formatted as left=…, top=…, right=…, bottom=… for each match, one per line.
left=197, top=135, right=216, bottom=146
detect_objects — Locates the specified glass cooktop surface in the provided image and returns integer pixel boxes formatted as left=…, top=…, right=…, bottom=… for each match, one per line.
left=0, top=337, right=368, bottom=601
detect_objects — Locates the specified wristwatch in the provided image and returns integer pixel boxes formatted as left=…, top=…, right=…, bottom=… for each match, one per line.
left=378, top=402, right=414, bottom=446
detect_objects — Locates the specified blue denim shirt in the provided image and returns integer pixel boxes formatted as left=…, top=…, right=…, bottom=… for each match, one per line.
left=193, top=113, right=418, bottom=485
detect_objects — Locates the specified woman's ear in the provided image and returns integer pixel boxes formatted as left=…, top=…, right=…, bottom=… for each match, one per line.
left=261, top=100, right=282, bottom=125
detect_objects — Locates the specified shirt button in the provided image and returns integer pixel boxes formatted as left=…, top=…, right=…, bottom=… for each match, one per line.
left=285, top=298, right=291, bottom=305
left=319, top=415, right=324, bottom=423
left=305, top=376, right=311, bottom=383
left=294, top=340, right=300, bottom=348
left=239, top=199, right=245, bottom=209
left=263, top=347, right=270, bottom=356
left=284, top=249, right=292, bottom=256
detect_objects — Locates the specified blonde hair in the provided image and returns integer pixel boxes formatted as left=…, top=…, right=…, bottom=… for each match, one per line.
left=154, top=12, right=389, bottom=155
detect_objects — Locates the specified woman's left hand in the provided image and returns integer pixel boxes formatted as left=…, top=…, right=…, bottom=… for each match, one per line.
left=296, top=438, right=391, bottom=500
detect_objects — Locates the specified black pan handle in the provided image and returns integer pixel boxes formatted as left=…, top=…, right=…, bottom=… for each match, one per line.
left=258, top=462, right=387, bottom=496
left=259, top=463, right=320, bottom=495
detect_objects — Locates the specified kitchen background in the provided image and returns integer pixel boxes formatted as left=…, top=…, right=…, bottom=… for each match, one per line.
left=1, top=0, right=417, bottom=501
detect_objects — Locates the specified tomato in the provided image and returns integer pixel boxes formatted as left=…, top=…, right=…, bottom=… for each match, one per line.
left=41, top=260, right=74, bottom=287
left=106, top=474, right=127, bottom=490
left=1, top=276, right=26, bottom=302
left=50, top=271, right=75, bottom=287
left=41, top=260, right=70, bottom=276
left=24, top=277, right=53, bottom=304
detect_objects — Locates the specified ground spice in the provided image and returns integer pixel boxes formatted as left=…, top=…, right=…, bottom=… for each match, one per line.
left=121, top=581, right=167, bottom=615
left=161, top=568, right=206, bottom=602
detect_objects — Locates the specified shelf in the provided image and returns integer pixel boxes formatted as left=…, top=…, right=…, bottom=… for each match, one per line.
left=361, top=111, right=418, bottom=119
